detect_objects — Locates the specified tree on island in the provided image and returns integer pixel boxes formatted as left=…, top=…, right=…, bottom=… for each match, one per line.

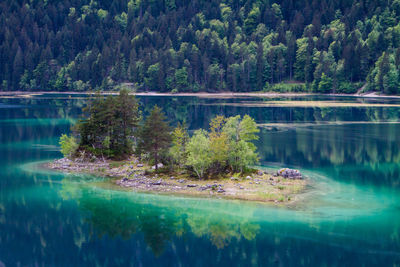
left=137, top=105, right=172, bottom=170
left=59, top=134, right=78, bottom=159
left=223, top=115, right=260, bottom=173
left=170, top=114, right=260, bottom=179
left=76, top=89, right=139, bottom=158
left=186, top=129, right=212, bottom=179
left=169, top=122, right=189, bottom=169
left=59, top=89, right=260, bottom=179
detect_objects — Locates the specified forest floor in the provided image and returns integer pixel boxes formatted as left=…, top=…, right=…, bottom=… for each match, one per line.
left=45, top=157, right=308, bottom=204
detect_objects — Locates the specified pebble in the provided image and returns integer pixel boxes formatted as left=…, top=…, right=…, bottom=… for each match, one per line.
left=152, top=180, right=162, bottom=185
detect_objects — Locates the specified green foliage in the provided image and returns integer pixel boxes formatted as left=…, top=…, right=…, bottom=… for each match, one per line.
left=137, top=105, right=172, bottom=169
left=59, top=134, right=78, bottom=158
left=336, top=82, right=363, bottom=94
left=2, top=0, right=399, bottom=94
left=186, top=130, right=212, bottom=179
left=77, top=89, right=139, bottom=158
left=169, top=122, right=189, bottom=168
left=174, top=67, right=189, bottom=91
left=244, top=5, right=261, bottom=34
left=368, top=51, right=400, bottom=94
left=317, top=73, right=333, bottom=93
left=223, top=115, right=260, bottom=172
left=184, top=115, right=260, bottom=178
left=145, top=63, right=160, bottom=91
left=264, top=82, right=306, bottom=93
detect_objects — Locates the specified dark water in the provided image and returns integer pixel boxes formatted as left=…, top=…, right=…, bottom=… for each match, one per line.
left=1, top=94, right=400, bottom=266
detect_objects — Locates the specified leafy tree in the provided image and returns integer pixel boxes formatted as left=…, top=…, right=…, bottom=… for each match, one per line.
left=209, top=115, right=229, bottom=171
left=138, top=105, right=172, bottom=170
left=59, top=134, right=78, bottom=158
left=186, top=130, right=212, bottom=179
left=223, top=115, right=260, bottom=172
left=228, top=140, right=259, bottom=173
left=169, top=122, right=189, bottom=168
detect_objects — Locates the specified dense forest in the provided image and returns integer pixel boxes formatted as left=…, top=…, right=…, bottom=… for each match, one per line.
left=1, top=0, right=400, bottom=93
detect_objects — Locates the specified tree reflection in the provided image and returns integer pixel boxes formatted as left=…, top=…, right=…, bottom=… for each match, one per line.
left=59, top=179, right=261, bottom=256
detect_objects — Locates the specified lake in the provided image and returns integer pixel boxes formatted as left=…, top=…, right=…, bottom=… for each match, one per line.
left=1, top=94, right=400, bottom=266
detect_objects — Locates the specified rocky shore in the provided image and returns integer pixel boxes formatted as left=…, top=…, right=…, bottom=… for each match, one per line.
left=47, top=157, right=307, bottom=203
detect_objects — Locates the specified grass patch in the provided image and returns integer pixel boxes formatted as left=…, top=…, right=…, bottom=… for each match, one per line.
left=264, top=82, right=307, bottom=93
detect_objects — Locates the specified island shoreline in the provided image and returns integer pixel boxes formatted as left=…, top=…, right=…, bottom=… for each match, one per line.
left=44, top=157, right=308, bottom=205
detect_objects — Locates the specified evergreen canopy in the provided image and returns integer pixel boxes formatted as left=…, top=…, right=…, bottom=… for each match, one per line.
left=1, top=0, right=400, bottom=94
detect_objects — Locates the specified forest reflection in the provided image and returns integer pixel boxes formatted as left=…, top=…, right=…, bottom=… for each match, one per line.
left=258, top=123, right=400, bottom=188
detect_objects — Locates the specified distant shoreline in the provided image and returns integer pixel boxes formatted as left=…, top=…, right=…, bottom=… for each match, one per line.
left=1, top=90, right=400, bottom=99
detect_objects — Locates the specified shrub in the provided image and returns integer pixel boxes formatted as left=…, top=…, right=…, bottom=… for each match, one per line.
left=59, top=134, right=78, bottom=158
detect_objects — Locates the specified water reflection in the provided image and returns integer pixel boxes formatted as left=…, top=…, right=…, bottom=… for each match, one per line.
left=1, top=95, right=400, bottom=265
left=60, top=178, right=261, bottom=255
left=258, top=123, right=400, bottom=187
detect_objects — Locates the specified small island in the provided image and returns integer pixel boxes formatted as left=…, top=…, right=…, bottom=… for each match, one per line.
left=47, top=89, right=306, bottom=203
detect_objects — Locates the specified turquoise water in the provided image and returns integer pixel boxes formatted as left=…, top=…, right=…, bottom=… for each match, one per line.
left=1, top=94, right=400, bottom=265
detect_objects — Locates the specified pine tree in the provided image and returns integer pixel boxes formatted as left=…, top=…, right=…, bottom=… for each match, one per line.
left=138, top=105, right=172, bottom=170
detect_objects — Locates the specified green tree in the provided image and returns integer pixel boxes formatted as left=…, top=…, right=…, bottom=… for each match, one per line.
left=138, top=105, right=172, bottom=170
left=169, top=122, right=189, bottom=168
left=186, top=130, right=212, bottom=179
left=145, top=63, right=161, bottom=91
left=383, top=67, right=400, bottom=94
left=318, top=73, right=333, bottom=93
left=174, top=67, right=189, bottom=91
left=209, top=115, right=229, bottom=172
left=244, top=5, right=260, bottom=35
left=59, top=134, right=78, bottom=158
left=77, top=90, right=139, bottom=158
left=223, top=115, right=259, bottom=172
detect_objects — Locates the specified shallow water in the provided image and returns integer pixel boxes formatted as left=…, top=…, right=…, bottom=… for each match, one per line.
left=1, top=94, right=400, bottom=266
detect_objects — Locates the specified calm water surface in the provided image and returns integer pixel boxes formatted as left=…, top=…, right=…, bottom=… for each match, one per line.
left=1, top=94, right=400, bottom=266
